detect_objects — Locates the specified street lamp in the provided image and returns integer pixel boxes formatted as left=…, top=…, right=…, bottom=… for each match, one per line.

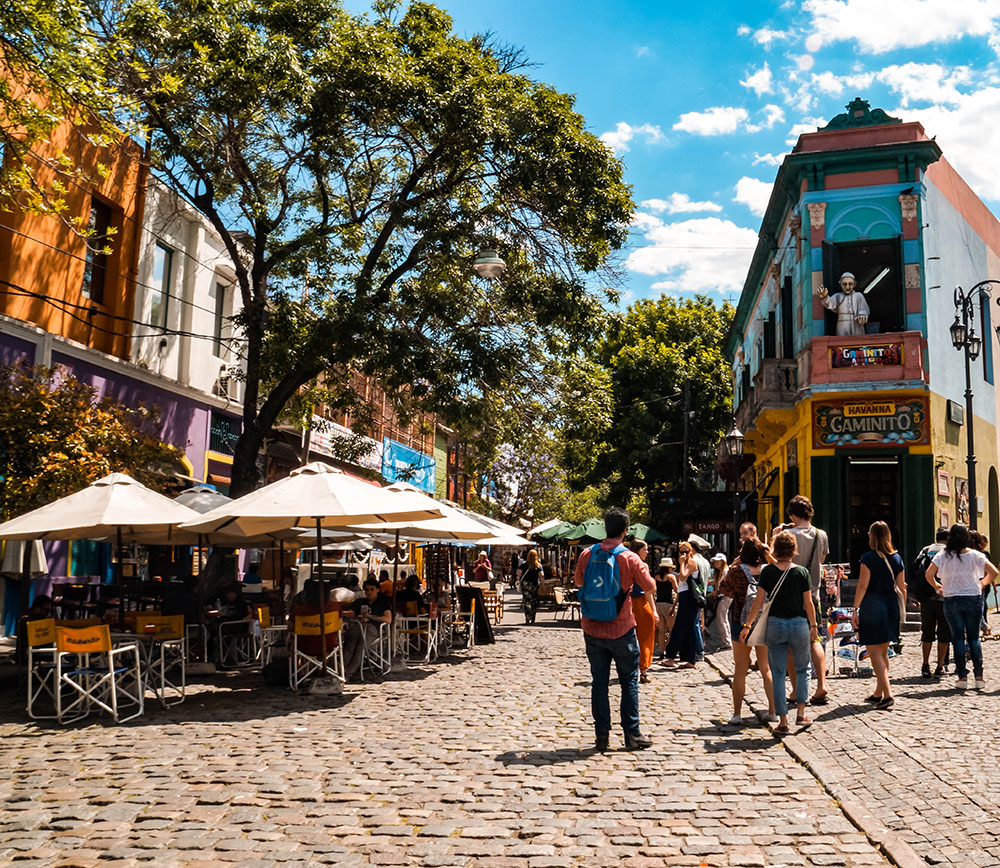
left=723, top=420, right=744, bottom=557
left=951, top=279, right=1000, bottom=529
left=472, top=248, right=506, bottom=279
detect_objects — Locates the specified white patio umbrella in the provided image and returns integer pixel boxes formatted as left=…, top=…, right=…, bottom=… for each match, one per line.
left=0, top=472, right=203, bottom=623
left=178, top=462, right=443, bottom=674
left=528, top=517, right=564, bottom=536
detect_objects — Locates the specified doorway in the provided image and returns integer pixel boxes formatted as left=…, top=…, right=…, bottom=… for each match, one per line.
left=846, top=456, right=901, bottom=575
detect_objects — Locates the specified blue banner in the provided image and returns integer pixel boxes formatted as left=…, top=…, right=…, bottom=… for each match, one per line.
left=381, top=438, right=436, bottom=494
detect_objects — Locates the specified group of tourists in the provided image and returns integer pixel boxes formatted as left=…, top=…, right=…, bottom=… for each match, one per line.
left=565, top=492, right=998, bottom=751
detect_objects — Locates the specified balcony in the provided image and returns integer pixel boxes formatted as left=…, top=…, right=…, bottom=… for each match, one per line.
left=735, top=357, right=798, bottom=434
left=804, top=331, right=927, bottom=387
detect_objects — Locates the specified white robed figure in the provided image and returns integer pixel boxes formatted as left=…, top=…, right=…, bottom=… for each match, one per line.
left=814, top=272, right=870, bottom=336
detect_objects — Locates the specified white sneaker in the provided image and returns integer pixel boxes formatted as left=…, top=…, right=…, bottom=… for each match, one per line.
left=975, top=678, right=986, bottom=690
left=727, top=714, right=743, bottom=726
left=760, top=712, right=779, bottom=723
left=956, top=678, right=968, bottom=689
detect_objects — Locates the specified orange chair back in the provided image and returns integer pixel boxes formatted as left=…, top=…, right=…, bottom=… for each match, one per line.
left=55, top=624, right=111, bottom=654
left=256, top=605, right=271, bottom=628
left=294, top=612, right=341, bottom=636
left=137, top=615, right=184, bottom=640
left=26, top=618, right=56, bottom=647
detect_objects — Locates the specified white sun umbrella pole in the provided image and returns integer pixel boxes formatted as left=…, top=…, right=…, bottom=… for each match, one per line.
left=178, top=463, right=442, bottom=675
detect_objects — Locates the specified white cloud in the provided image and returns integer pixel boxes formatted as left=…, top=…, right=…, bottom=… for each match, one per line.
left=878, top=62, right=973, bottom=106
left=903, top=87, right=1000, bottom=199
left=734, top=177, right=774, bottom=217
left=641, top=193, right=723, bottom=214
left=746, top=104, right=786, bottom=132
left=795, top=53, right=816, bottom=71
left=804, top=0, right=1000, bottom=54
left=741, top=63, right=773, bottom=96
left=752, top=26, right=792, bottom=48
left=627, top=216, right=759, bottom=295
left=737, top=24, right=752, bottom=36
left=636, top=45, right=651, bottom=58
left=786, top=116, right=828, bottom=145
left=804, top=33, right=824, bottom=52
left=599, top=121, right=665, bottom=153
left=674, top=106, right=750, bottom=135
left=753, top=152, right=784, bottom=167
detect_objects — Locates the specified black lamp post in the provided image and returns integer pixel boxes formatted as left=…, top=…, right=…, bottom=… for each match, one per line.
left=951, top=280, right=1000, bottom=530
left=723, top=421, right=744, bottom=557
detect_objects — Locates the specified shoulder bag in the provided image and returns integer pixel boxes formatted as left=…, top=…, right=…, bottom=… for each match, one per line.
left=878, top=552, right=907, bottom=634
left=746, top=566, right=792, bottom=647
left=689, top=569, right=707, bottom=609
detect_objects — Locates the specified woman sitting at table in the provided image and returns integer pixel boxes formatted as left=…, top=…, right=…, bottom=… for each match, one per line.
left=341, top=578, right=393, bottom=681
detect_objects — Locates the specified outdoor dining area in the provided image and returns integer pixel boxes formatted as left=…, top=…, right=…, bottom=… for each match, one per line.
left=0, top=463, right=531, bottom=725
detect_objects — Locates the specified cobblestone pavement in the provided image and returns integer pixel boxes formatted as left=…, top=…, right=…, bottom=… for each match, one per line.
left=723, top=630, right=1000, bottom=867
left=0, top=596, right=893, bottom=868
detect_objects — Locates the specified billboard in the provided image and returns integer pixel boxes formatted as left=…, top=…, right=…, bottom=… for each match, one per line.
left=381, top=438, right=436, bottom=494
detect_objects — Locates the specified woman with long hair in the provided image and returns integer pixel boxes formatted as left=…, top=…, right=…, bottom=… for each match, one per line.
left=740, top=531, right=817, bottom=734
left=926, top=524, right=999, bottom=690
left=654, top=559, right=678, bottom=659
left=851, top=521, right=906, bottom=710
left=629, top=540, right=658, bottom=683
left=971, top=531, right=993, bottom=637
left=520, top=549, right=542, bottom=625
left=663, top=542, right=700, bottom=669
left=719, top=538, right=775, bottom=724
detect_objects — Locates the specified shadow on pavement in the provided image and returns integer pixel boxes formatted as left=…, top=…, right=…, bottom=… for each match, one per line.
left=495, top=747, right=599, bottom=766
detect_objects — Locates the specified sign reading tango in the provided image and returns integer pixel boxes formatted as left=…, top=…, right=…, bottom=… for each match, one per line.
left=830, top=342, right=902, bottom=368
left=813, top=397, right=929, bottom=448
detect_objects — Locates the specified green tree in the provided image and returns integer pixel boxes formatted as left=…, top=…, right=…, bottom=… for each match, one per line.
left=80, top=0, right=632, bottom=496
left=0, top=363, right=183, bottom=519
left=582, top=295, right=734, bottom=523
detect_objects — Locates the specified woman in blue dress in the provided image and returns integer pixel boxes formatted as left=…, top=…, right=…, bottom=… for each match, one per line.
left=851, top=521, right=906, bottom=710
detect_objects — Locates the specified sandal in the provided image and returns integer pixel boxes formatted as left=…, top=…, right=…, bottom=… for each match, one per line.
left=809, top=693, right=829, bottom=706
left=774, top=724, right=790, bottom=736
left=639, top=672, right=649, bottom=684
left=795, top=716, right=813, bottom=728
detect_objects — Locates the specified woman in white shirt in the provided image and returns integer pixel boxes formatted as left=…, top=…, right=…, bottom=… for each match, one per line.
left=925, top=524, right=998, bottom=690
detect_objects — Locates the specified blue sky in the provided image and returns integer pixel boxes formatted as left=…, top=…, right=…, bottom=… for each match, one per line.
left=352, top=1, right=1000, bottom=307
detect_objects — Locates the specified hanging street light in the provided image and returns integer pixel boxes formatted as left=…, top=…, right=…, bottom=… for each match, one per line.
left=472, top=248, right=506, bottom=279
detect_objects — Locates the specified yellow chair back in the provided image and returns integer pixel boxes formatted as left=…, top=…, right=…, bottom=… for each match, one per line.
left=137, top=614, right=185, bottom=640
left=404, top=601, right=418, bottom=617
left=55, top=624, right=112, bottom=654
left=294, top=612, right=341, bottom=636
left=55, top=618, right=102, bottom=628
left=256, top=605, right=271, bottom=628
left=26, top=618, right=56, bottom=647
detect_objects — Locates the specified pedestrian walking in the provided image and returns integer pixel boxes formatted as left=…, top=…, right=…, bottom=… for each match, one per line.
left=719, top=538, right=775, bottom=724
left=710, top=553, right=732, bottom=650
left=663, top=542, right=701, bottom=669
left=851, top=521, right=906, bottom=710
left=772, top=495, right=830, bottom=705
left=654, top=558, right=678, bottom=659
left=971, top=531, right=993, bottom=636
left=740, top=531, right=819, bottom=735
left=925, top=524, right=999, bottom=690
left=472, top=551, right=492, bottom=583
left=628, top=540, right=658, bottom=683
left=910, top=527, right=950, bottom=679
left=520, top=549, right=541, bottom=625
left=574, top=507, right=656, bottom=751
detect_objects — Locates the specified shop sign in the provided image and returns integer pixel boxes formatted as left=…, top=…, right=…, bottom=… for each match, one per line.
left=813, top=397, right=930, bottom=448
left=382, top=438, right=436, bottom=494
left=308, top=416, right=383, bottom=471
left=830, top=342, right=902, bottom=368
left=682, top=520, right=734, bottom=534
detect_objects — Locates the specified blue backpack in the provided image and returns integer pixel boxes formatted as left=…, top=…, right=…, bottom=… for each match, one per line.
left=579, top=543, right=627, bottom=621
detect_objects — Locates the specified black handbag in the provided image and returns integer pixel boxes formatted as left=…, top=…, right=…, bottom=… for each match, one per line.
left=689, top=572, right=707, bottom=609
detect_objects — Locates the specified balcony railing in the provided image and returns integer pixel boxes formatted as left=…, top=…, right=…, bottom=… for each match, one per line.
left=735, top=358, right=798, bottom=432
left=805, top=331, right=927, bottom=386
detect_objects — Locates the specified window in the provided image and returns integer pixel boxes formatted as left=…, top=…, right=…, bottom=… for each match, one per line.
left=150, top=242, right=173, bottom=329
left=209, top=410, right=240, bottom=455
left=81, top=200, right=112, bottom=304
left=213, top=281, right=227, bottom=357
left=982, top=297, right=994, bottom=385
left=821, top=237, right=905, bottom=335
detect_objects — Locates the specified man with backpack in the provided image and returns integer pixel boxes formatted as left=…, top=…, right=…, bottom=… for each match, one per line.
left=910, top=527, right=950, bottom=679
left=574, top=507, right=657, bottom=752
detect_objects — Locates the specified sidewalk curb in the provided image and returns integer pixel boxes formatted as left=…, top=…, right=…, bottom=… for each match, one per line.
left=706, top=652, right=927, bottom=868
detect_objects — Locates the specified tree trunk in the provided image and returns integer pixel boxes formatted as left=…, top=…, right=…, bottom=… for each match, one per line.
left=229, top=420, right=265, bottom=499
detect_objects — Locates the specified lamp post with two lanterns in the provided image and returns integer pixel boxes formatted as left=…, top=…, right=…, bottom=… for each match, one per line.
left=949, top=279, right=1000, bottom=530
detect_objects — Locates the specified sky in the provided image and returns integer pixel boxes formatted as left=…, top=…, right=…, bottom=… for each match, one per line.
left=350, top=0, right=1000, bottom=307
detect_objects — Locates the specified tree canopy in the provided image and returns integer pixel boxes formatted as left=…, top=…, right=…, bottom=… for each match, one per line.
left=0, top=363, right=183, bottom=519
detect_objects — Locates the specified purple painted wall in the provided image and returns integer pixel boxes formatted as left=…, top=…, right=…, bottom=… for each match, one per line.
left=51, top=351, right=210, bottom=477
left=0, top=331, right=37, bottom=366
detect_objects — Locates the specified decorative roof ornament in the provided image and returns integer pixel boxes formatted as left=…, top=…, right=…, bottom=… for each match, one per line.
left=821, top=97, right=902, bottom=130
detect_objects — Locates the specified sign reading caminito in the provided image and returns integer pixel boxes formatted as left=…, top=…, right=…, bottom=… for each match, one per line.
left=830, top=342, right=902, bottom=368
left=813, top=397, right=930, bottom=448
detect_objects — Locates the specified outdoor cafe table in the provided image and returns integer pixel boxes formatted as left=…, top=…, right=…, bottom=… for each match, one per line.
left=111, top=627, right=185, bottom=708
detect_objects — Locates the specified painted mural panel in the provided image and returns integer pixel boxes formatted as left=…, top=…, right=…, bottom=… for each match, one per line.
left=812, top=396, right=930, bottom=448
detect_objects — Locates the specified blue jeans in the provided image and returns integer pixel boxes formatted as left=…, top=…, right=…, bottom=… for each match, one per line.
left=584, top=629, right=640, bottom=737
left=766, top=616, right=811, bottom=716
left=944, top=595, right=983, bottom=678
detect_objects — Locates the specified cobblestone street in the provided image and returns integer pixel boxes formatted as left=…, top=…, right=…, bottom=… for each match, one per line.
left=0, top=593, right=988, bottom=867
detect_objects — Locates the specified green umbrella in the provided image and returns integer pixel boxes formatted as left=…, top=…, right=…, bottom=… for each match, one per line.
left=628, top=523, right=666, bottom=543
left=532, top=520, right=577, bottom=542
left=565, top=517, right=606, bottom=544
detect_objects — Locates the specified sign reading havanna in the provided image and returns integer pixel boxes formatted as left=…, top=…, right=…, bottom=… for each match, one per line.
left=813, top=397, right=930, bottom=448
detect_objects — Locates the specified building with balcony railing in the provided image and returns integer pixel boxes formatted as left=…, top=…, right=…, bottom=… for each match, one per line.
left=727, top=98, right=1000, bottom=570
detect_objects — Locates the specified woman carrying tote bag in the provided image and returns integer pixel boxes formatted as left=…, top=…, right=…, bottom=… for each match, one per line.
left=739, top=531, right=818, bottom=734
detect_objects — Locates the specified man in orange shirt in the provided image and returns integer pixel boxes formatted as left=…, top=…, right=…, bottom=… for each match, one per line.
left=574, top=507, right=657, bottom=752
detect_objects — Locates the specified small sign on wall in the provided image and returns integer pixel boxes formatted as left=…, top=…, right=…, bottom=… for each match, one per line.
left=937, top=470, right=950, bottom=497
left=940, top=508, right=950, bottom=528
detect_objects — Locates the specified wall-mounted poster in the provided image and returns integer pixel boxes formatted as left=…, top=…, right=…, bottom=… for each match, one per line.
left=937, top=470, right=950, bottom=497
left=955, top=477, right=970, bottom=525
left=940, top=508, right=950, bottom=528
left=813, top=397, right=930, bottom=448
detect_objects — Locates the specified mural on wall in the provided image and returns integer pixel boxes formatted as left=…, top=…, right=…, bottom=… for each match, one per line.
left=813, top=397, right=930, bottom=448
left=955, top=478, right=970, bottom=525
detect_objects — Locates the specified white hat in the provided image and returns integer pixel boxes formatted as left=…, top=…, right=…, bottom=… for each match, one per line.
left=686, top=533, right=710, bottom=551
left=659, top=557, right=676, bottom=569
left=710, top=552, right=727, bottom=563
left=840, top=271, right=856, bottom=280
